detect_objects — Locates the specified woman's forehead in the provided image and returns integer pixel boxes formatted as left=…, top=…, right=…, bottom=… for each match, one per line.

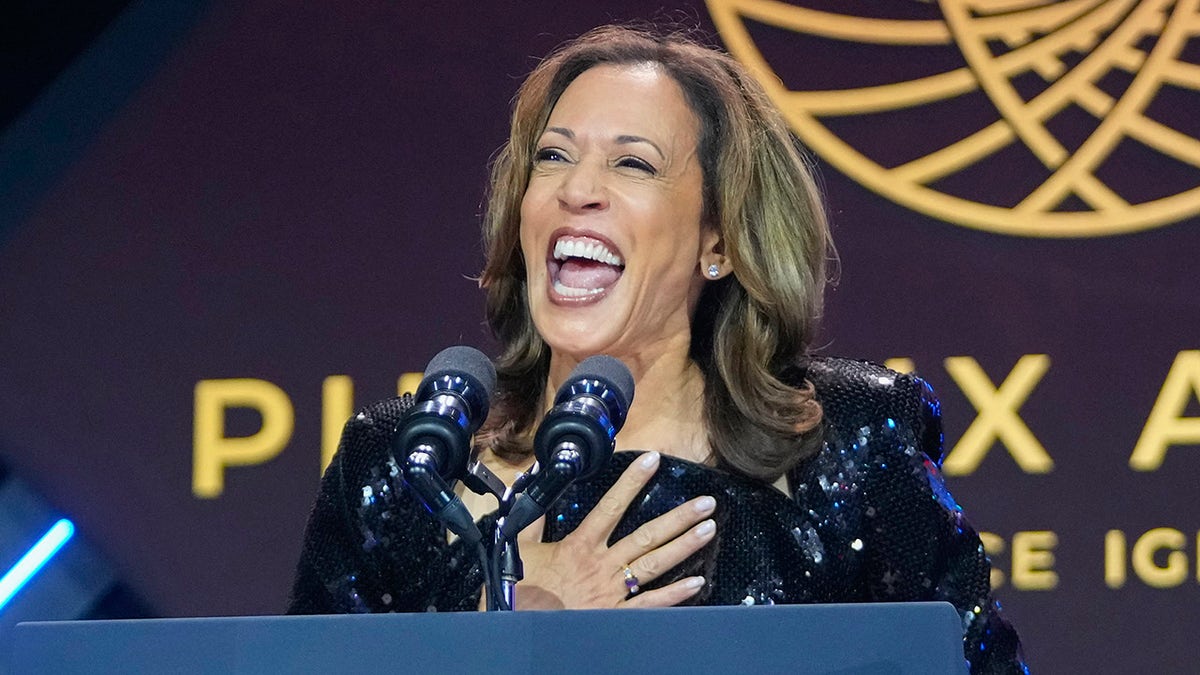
left=542, top=64, right=699, bottom=148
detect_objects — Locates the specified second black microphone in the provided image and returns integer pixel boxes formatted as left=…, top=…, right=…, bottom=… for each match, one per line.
left=499, top=355, right=635, bottom=540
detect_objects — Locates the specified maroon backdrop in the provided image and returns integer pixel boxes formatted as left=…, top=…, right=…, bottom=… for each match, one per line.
left=2, top=2, right=1198, bottom=672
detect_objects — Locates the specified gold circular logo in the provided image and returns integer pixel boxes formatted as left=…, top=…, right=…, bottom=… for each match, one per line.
left=708, top=0, right=1200, bottom=237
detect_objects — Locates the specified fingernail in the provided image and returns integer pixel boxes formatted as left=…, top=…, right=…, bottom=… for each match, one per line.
left=685, top=576, right=705, bottom=589
left=639, top=451, right=660, bottom=469
left=694, top=519, right=715, bottom=537
left=693, top=496, right=716, bottom=513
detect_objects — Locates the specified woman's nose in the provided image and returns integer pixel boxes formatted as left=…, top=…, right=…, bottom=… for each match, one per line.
left=557, top=161, right=609, bottom=212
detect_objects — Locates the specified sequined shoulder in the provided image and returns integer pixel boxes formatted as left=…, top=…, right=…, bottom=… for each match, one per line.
left=799, top=357, right=1026, bottom=672
left=286, top=396, right=484, bottom=614
left=806, top=356, right=943, bottom=465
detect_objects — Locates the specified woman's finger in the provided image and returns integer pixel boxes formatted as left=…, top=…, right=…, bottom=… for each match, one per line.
left=571, top=451, right=662, bottom=544
left=605, top=495, right=716, bottom=567
left=622, top=575, right=706, bottom=609
left=616, top=517, right=715, bottom=586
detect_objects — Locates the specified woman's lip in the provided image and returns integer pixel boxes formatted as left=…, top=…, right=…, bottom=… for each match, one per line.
left=546, top=277, right=614, bottom=306
left=544, top=227, right=624, bottom=262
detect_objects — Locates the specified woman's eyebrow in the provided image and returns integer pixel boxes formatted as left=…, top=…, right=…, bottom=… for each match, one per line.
left=615, top=135, right=664, bottom=160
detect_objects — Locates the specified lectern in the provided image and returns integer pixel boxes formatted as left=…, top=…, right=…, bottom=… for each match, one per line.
left=13, top=602, right=967, bottom=674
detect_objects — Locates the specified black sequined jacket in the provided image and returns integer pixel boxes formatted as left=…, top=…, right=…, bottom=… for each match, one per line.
left=288, top=357, right=1027, bottom=674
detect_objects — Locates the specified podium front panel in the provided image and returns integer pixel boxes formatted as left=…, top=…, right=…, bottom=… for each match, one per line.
left=12, top=602, right=966, bottom=674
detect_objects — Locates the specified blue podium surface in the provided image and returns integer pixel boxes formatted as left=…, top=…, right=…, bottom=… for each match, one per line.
left=13, top=602, right=967, bottom=674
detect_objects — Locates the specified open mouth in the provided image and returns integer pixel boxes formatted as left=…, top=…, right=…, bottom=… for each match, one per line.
left=547, top=233, right=625, bottom=299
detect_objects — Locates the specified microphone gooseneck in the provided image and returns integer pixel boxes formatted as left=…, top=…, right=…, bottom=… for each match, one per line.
left=392, top=345, right=496, bottom=545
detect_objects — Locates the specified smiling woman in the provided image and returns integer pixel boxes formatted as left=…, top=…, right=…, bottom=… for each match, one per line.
left=518, top=63, right=714, bottom=456
left=289, top=24, right=1028, bottom=674
left=479, top=27, right=828, bottom=482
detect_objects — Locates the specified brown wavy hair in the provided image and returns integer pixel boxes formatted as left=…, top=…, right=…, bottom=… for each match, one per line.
left=478, top=25, right=831, bottom=482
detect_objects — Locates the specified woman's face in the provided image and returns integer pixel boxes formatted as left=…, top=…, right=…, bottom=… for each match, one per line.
left=520, top=63, right=718, bottom=365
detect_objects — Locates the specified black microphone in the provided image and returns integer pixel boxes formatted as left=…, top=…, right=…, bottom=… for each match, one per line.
left=392, top=345, right=496, bottom=545
left=500, top=355, right=634, bottom=540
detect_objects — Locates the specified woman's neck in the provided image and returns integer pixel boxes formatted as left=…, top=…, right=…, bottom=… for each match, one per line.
left=545, top=342, right=712, bottom=465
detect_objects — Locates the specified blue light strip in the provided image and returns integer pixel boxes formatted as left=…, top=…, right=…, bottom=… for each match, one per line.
left=0, top=519, right=75, bottom=611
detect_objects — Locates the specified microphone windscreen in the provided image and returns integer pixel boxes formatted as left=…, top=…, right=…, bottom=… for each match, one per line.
left=562, top=355, right=634, bottom=413
left=423, top=345, right=497, bottom=400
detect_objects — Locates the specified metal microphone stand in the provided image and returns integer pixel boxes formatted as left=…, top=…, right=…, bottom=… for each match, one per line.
left=462, top=459, right=530, bottom=611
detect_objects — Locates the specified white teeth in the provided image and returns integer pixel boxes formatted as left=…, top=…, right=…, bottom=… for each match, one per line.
left=553, top=236, right=624, bottom=266
left=553, top=280, right=607, bottom=296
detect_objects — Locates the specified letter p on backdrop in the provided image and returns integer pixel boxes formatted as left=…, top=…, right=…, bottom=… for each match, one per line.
left=193, top=379, right=294, bottom=498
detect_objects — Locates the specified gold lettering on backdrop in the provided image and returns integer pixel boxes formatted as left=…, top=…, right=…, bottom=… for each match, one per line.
left=1011, top=530, right=1058, bottom=590
left=978, top=531, right=1006, bottom=589
left=1132, top=528, right=1189, bottom=588
left=941, top=355, right=1054, bottom=475
left=1130, top=350, right=1200, bottom=471
left=1105, top=530, right=1127, bottom=589
left=321, top=376, right=354, bottom=473
left=193, top=379, right=295, bottom=498
left=1105, top=528, right=1197, bottom=588
left=398, top=372, right=423, bottom=397
left=883, top=357, right=916, bottom=375
left=978, top=531, right=1057, bottom=590
left=707, top=0, right=1200, bottom=236
left=319, top=373, right=422, bottom=475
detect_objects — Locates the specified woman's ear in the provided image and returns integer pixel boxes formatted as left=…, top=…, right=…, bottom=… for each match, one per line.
left=699, top=227, right=728, bottom=280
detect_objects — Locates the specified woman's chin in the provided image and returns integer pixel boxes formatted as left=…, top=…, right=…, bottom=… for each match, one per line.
left=546, top=280, right=615, bottom=307
left=534, top=312, right=622, bottom=359
left=531, top=280, right=631, bottom=356
left=539, top=324, right=619, bottom=359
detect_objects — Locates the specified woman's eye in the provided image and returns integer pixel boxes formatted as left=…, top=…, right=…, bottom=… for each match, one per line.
left=616, top=156, right=656, bottom=174
left=534, top=148, right=567, bottom=163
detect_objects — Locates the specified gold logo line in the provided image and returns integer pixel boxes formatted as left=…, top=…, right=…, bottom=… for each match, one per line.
left=1075, top=173, right=1129, bottom=212
left=988, top=0, right=1142, bottom=84
left=1070, top=83, right=1116, bottom=118
left=968, top=0, right=1110, bottom=48
left=1016, top=0, right=1200, bottom=212
left=1162, top=59, right=1200, bottom=88
left=942, top=0, right=1070, bottom=167
left=732, top=0, right=952, bottom=45
left=943, top=0, right=1149, bottom=170
left=783, top=69, right=977, bottom=116
left=708, top=0, right=1200, bottom=235
left=1124, top=115, right=1200, bottom=171
left=888, top=121, right=1014, bottom=184
left=1010, top=4, right=1152, bottom=123
left=969, top=0, right=1088, bottom=19
left=936, top=0, right=1142, bottom=166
